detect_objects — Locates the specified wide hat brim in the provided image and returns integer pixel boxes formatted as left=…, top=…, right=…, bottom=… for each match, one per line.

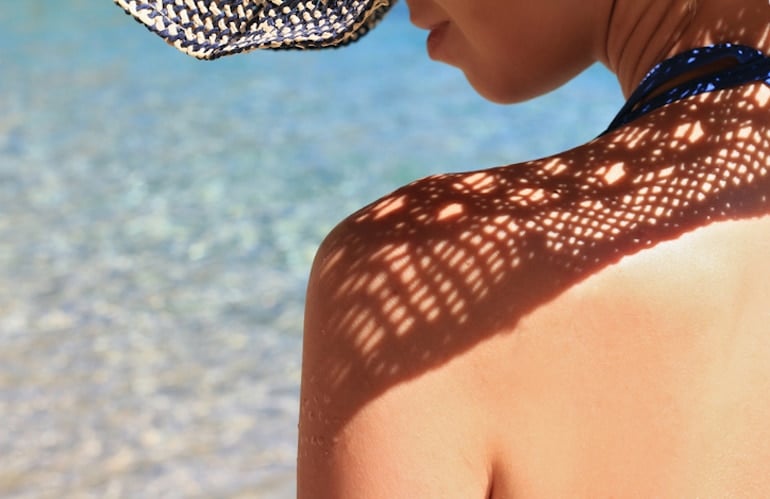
left=114, top=0, right=396, bottom=60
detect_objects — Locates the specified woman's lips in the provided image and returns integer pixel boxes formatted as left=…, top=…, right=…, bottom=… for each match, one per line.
left=426, top=21, right=449, bottom=59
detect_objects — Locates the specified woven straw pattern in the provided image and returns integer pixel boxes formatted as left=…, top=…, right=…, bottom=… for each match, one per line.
left=114, top=0, right=394, bottom=59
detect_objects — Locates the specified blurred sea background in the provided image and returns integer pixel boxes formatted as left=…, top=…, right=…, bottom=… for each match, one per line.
left=0, top=1, right=623, bottom=498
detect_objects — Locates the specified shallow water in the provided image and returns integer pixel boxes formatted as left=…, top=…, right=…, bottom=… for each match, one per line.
left=0, top=2, right=622, bottom=497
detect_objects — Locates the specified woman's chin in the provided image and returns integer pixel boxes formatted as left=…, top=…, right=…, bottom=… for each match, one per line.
left=464, top=73, right=534, bottom=105
left=464, top=66, right=578, bottom=105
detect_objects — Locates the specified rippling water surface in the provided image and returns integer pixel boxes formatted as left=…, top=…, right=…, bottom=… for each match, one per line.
left=0, top=2, right=622, bottom=497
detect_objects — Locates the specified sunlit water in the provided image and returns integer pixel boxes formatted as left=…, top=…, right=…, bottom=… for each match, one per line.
left=0, top=2, right=622, bottom=497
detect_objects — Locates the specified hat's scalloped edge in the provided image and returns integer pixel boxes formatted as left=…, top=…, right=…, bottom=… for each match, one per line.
left=113, top=0, right=396, bottom=60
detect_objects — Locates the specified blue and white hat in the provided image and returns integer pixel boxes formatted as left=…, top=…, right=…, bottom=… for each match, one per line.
left=114, top=0, right=395, bottom=59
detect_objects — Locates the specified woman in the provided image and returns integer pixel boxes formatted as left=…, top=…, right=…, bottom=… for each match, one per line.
left=299, top=0, right=770, bottom=497
left=114, top=0, right=770, bottom=496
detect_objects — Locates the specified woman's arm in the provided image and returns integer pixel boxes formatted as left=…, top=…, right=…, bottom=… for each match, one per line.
left=297, top=218, right=493, bottom=499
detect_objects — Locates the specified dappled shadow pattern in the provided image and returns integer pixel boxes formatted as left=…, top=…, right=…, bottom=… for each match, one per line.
left=301, top=81, right=770, bottom=439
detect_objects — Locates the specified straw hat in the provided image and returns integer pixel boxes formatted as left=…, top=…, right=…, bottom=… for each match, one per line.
left=114, top=0, right=395, bottom=60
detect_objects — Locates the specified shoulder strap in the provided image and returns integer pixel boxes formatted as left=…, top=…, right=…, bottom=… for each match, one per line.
left=603, top=43, right=770, bottom=135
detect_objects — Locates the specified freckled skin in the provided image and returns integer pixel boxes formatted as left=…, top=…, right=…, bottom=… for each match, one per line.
left=298, top=1, right=770, bottom=497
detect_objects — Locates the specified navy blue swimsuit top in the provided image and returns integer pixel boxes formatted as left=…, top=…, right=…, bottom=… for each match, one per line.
left=602, top=43, right=770, bottom=135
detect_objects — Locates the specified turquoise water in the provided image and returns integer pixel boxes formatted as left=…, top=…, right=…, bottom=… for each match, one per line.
left=0, top=2, right=623, bottom=497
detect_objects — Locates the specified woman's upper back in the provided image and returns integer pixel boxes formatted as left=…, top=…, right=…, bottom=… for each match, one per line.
left=477, top=199, right=770, bottom=497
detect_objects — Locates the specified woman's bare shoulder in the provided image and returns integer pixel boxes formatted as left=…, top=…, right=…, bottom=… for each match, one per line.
left=302, top=83, right=770, bottom=419
left=298, top=84, right=770, bottom=497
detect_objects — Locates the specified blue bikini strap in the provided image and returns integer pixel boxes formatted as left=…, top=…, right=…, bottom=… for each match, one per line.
left=603, top=43, right=770, bottom=135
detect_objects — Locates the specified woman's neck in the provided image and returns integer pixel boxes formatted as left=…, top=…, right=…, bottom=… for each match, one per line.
left=602, top=0, right=770, bottom=98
